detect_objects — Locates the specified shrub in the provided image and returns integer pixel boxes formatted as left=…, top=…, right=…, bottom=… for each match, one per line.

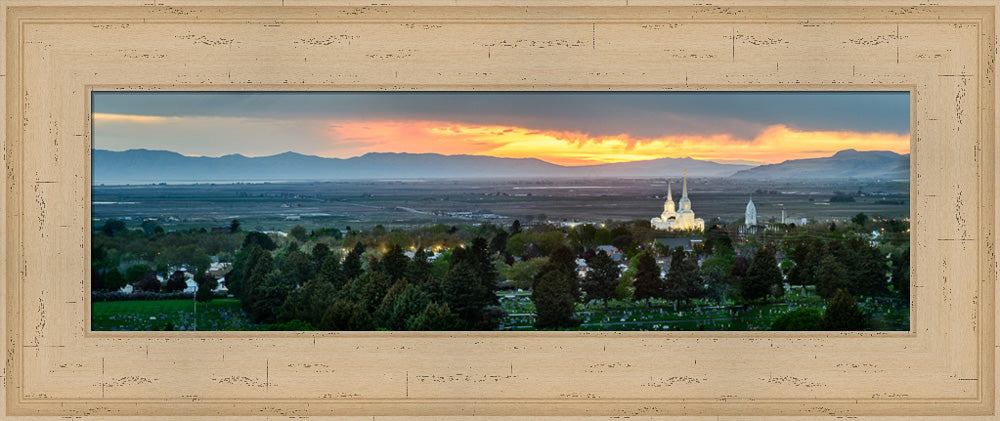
left=770, top=308, right=823, bottom=330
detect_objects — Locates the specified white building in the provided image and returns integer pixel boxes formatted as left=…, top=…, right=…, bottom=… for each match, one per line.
left=651, top=170, right=705, bottom=231
left=745, top=197, right=757, bottom=227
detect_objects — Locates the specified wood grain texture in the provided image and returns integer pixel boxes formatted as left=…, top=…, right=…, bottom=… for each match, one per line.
left=1, top=1, right=997, bottom=419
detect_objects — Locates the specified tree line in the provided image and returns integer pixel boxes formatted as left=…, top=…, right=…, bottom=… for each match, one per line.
left=92, top=212, right=909, bottom=331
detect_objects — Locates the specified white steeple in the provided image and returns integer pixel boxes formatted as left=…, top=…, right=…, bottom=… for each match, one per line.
left=678, top=169, right=692, bottom=211
left=663, top=180, right=676, bottom=214
left=745, top=196, right=757, bottom=227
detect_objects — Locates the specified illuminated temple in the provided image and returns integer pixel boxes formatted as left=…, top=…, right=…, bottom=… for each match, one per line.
left=651, top=170, right=705, bottom=231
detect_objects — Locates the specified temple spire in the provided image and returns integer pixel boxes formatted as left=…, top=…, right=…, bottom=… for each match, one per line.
left=666, top=179, right=673, bottom=201
left=682, top=169, right=688, bottom=199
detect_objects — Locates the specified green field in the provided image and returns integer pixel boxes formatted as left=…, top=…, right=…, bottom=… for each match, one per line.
left=92, top=298, right=254, bottom=331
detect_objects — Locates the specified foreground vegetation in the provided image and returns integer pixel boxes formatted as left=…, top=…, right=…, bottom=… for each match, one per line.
left=92, top=212, right=909, bottom=331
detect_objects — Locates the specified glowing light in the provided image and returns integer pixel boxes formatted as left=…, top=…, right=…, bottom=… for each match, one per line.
left=325, top=120, right=909, bottom=165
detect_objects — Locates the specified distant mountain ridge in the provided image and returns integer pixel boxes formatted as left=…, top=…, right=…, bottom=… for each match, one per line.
left=731, top=149, right=909, bottom=180
left=92, top=149, right=752, bottom=183
left=93, top=148, right=908, bottom=184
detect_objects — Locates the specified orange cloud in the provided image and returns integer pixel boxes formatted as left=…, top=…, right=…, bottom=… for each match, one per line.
left=325, top=120, right=910, bottom=166
left=93, top=113, right=175, bottom=123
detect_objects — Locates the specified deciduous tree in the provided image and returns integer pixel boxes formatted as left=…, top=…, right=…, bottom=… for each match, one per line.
left=165, top=270, right=188, bottom=293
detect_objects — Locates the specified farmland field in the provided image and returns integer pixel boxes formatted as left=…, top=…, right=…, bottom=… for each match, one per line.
left=92, top=177, right=908, bottom=232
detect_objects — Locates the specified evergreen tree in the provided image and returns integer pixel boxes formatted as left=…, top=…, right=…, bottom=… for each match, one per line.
left=699, top=255, right=731, bottom=303
left=317, top=252, right=347, bottom=290
left=355, top=270, right=393, bottom=314
left=380, top=244, right=410, bottom=281
left=310, top=243, right=331, bottom=271
left=440, top=238, right=501, bottom=328
left=100, top=219, right=127, bottom=236
left=466, top=237, right=501, bottom=294
left=125, top=264, right=154, bottom=287
left=744, top=246, right=782, bottom=301
left=319, top=300, right=376, bottom=330
left=581, top=251, right=620, bottom=304
left=510, top=219, right=522, bottom=235
left=665, top=247, right=701, bottom=306
left=279, top=250, right=313, bottom=287
left=632, top=252, right=665, bottom=302
left=820, top=289, right=868, bottom=330
left=103, top=268, right=126, bottom=292
left=278, top=278, right=339, bottom=327
left=816, top=254, right=850, bottom=299
left=383, top=283, right=431, bottom=330
left=239, top=246, right=274, bottom=318
left=242, top=231, right=277, bottom=251
left=246, top=269, right=296, bottom=324
left=851, top=212, right=869, bottom=228
left=195, top=273, right=217, bottom=303
left=713, top=235, right=736, bottom=260
left=289, top=225, right=308, bottom=243
left=406, top=248, right=434, bottom=285
left=531, top=245, right=579, bottom=329
left=489, top=231, right=509, bottom=255
left=890, top=247, right=910, bottom=299
left=409, top=302, right=465, bottom=330
left=342, top=242, right=366, bottom=281
left=783, top=233, right=826, bottom=286
left=223, top=247, right=252, bottom=297
left=730, top=255, right=749, bottom=290
left=438, top=260, right=483, bottom=328
left=375, top=279, right=409, bottom=328
left=839, top=236, right=889, bottom=297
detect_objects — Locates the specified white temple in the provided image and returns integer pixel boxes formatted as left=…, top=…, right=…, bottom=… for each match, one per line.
left=651, top=170, right=705, bottom=231
left=745, top=196, right=757, bottom=227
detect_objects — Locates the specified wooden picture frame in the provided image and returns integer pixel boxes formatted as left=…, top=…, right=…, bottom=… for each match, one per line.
left=2, top=1, right=996, bottom=418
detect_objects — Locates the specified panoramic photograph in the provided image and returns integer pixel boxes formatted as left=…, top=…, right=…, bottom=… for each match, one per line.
left=90, top=91, right=910, bottom=331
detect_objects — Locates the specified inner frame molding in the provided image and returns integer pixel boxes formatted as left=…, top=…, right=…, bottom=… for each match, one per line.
left=2, top=2, right=997, bottom=418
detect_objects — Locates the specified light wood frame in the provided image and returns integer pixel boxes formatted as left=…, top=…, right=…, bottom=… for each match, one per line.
left=2, top=1, right=997, bottom=419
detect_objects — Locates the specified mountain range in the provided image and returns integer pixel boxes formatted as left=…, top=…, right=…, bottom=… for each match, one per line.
left=732, top=149, right=909, bottom=180
left=92, top=148, right=909, bottom=184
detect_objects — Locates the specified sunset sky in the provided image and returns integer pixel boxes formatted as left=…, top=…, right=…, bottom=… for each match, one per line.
left=92, top=92, right=909, bottom=166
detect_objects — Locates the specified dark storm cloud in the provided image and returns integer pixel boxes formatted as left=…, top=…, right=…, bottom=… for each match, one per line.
left=92, top=91, right=909, bottom=140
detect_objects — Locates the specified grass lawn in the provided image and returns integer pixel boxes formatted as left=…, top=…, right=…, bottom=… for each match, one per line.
left=92, top=298, right=254, bottom=331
